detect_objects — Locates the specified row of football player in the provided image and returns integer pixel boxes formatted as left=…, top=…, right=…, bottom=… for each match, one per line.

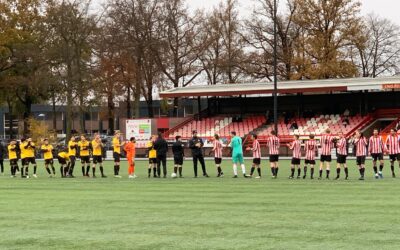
left=6, top=133, right=137, bottom=178
left=144, top=128, right=400, bottom=180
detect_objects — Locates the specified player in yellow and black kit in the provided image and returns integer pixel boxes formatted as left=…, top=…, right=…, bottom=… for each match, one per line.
left=78, top=135, right=91, bottom=177
left=41, top=139, right=56, bottom=177
left=112, top=131, right=125, bottom=178
left=147, top=135, right=157, bottom=178
left=57, top=148, right=70, bottom=178
left=91, top=134, right=106, bottom=178
left=68, top=136, right=78, bottom=177
left=21, top=138, right=38, bottom=178
left=8, top=139, right=19, bottom=178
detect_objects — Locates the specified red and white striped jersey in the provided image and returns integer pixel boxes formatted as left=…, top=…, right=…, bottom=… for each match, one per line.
left=252, top=139, right=261, bottom=158
left=289, top=140, right=301, bottom=159
left=386, top=135, right=400, bottom=155
left=336, top=138, right=348, bottom=156
left=213, top=140, right=223, bottom=158
left=267, top=136, right=280, bottom=155
left=368, top=136, right=386, bottom=154
left=354, top=137, right=368, bottom=157
left=305, top=139, right=317, bottom=160
left=320, top=134, right=334, bottom=156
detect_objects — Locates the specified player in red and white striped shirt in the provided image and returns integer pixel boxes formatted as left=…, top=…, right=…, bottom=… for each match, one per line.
left=287, top=135, right=302, bottom=179
left=335, top=132, right=348, bottom=180
left=319, top=129, right=335, bottom=179
left=212, top=134, right=224, bottom=177
left=354, top=130, right=368, bottom=180
left=369, top=129, right=386, bottom=179
left=267, top=130, right=280, bottom=178
left=246, top=134, right=262, bottom=178
left=304, top=134, right=317, bottom=179
left=385, top=129, right=400, bottom=178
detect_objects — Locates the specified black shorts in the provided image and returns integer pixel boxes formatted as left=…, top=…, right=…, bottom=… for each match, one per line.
left=58, top=157, right=67, bottom=165
left=305, top=159, right=315, bottom=165
left=81, top=156, right=90, bottom=164
left=253, top=158, right=261, bottom=165
left=291, top=158, right=300, bottom=165
left=45, top=159, right=54, bottom=165
left=320, top=155, right=332, bottom=162
left=337, top=154, right=347, bottom=164
left=389, top=154, right=400, bottom=162
left=215, top=158, right=222, bottom=164
left=10, top=159, right=18, bottom=165
left=113, top=152, right=121, bottom=162
left=174, top=157, right=183, bottom=165
left=371, top=153, right=383, bottom=161
left=93, top=156, right=103, bottom=164
left=356, top=156, right=366, bottom=165
left=23, top=157, right=36, bottom=165
left=269, top=155, right=279, bottom=163
left=149, top=158, right=157, bottom=164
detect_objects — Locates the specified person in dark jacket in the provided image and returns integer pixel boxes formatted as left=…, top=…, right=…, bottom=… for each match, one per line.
left=172, top=135, right=184, bottom=177
left=189, top=130, right=209, bottom=178
left=154, top=132, right=168, bottom=178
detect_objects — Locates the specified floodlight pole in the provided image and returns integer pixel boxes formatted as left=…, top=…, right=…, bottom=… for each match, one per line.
left=273, top=0, right=278, bottom=135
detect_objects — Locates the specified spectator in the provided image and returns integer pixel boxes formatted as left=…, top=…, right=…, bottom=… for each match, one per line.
left=290, top=121, right=298, bottom=131
left=343, top=117, right=350, bottom=128
left=343, top=109, right=350, bottom=117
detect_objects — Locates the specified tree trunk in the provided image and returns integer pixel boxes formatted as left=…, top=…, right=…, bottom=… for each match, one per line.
left=6, top=98, right=14, bottom=139
left=107, top=93, right=115, bottom=135
left=23, top=95, right=33, bottom=136
left=147, top=92, right=154, bottom=118
left=126, top=83, right=131, bottom=118
left=52, top=88, right=57, bottom=131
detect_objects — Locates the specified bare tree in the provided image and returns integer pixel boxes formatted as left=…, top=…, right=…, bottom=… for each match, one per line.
left=353, top=14, right=400, bottom=78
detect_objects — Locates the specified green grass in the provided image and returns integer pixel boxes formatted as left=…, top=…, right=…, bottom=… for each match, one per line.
left=1, top=159, right=400, bottom=249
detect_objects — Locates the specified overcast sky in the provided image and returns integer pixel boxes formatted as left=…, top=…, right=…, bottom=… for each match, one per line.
left=94, top=0, right=400, bottom=25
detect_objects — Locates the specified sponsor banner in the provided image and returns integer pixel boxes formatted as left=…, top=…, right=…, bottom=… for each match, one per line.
left=126, top=119, right=152, bottom=141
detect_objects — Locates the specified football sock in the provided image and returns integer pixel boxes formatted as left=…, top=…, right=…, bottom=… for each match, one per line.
left=310, top=168, right=314, bottom=178
left=257, top=167, right=261, bottom=176
left=218, top=166, right=222, bottom=175
left=303, top=166, right=307, bottom=176
left=319, top=170, right=323, bottom=178
left=100, top=166, right=104, bottom=176
left=174, top=166, right=178, bottom=174
left=297, top=168, right=301, bottom=177
left=82, top=166, right=85, bottom=176
left=362, top=168, right=365, bottom=177
left=241, top=164, right=246, bottom=174
left=379, top=164, right=384, bottom=171
left=179, top=167, right=183, bottom=176
left=344, top=167, right=348, bottom=177
left=86, top=166, right=90, bottom=175
left=326, top=170, right=330, bottom=178
left=114, top=165, right=117, bottom=175
left=153, top=167, right=157, bottom=177
left=25, top=167, right=28, bottom=176
left=233, top=164, right=238, bottom=176
left=16, top=165, right=19, bottom=172
left=275, top=168, right=279, bottom=176
left=60, top=167, right=64, bottom=177
left=33, top=165, right=37, bottom=175
left=21, top=166, right=24, bottom=177
left=271, top=167, right=275, bottom=176
left=336, top=168, right=340, bottom=177
left=46, top=167, right=51, bottom=174
left=10, top=165, right=15, bottom=175
left=92, top=167, right=96, bottom=176
left=250, top=167, right=255, bottom=176
left=391, top=164, right=394, bottom=173
left=290, top=168, right=295, bottom=177
left=373, top=166, right=378, bottom=174
left=148, top=168, right=151, bottom=176
left=51, top=166, right=56, bottom=175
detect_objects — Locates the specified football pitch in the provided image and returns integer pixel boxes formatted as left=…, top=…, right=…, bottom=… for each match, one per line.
left=1, top=159, right=400, bottom=250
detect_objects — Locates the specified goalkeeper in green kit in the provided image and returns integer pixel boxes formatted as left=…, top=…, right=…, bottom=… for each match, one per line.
left=230, top=131, right=250, bottom=178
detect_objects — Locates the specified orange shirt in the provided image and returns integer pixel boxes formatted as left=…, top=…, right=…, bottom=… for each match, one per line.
left=124, top=142, right=136, bottom=158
